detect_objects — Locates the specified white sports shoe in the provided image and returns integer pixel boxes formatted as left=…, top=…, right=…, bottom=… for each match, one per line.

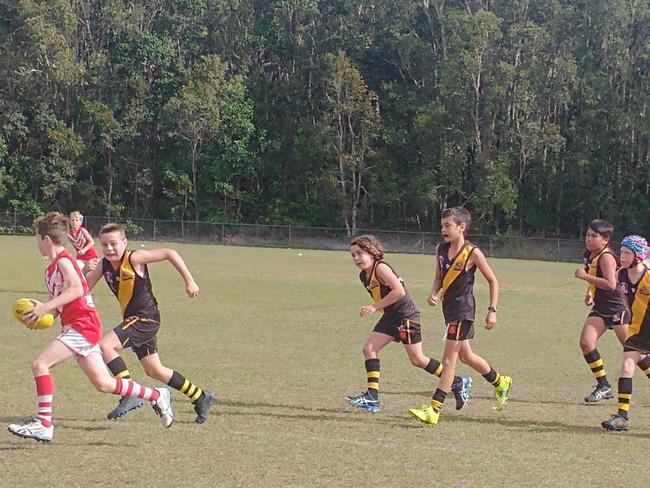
left=8, top=418, right=54, bottom=442
left=151, top=388, right=174, bottom=428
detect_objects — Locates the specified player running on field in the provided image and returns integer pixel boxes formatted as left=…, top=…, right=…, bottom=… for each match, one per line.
left=85, top=223, right=215, bottom=423
left=345, top=234, right=472, bottom=414
left=8, top=213, right=172, bottom=443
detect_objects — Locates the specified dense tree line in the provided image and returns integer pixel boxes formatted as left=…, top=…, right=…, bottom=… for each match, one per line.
left=0, top=0, right=648, bottom=237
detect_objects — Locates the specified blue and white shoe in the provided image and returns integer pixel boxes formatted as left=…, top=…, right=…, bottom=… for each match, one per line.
left=345, top=392, right=380, bottom=413
left=451, top=376, right=472, bottom=411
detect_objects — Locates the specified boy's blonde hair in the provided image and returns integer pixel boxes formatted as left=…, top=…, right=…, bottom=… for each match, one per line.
left=350, top=234, right=384, bottom=261
left=34, top=212, right=69, bottom=245
left=442, top=207, right=472, bottom=233
left=99, top=222, right=126, bottom=238
left=69, top=211, right=83, bottom=220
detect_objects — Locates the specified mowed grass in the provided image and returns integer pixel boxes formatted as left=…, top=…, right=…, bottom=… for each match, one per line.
left=1, top=235, right=650, bottom=487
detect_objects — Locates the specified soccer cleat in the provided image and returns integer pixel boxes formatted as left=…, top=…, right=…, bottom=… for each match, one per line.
left=345, top=392, right=380, bottom=413
left=601, top=414, right=629, bottom=432
left=495, top=375, right=512, bottom=412
left=451, top=376, right=473, bottom=411
left=8, top=418, right=53, bottom=443
left=584, top=384, right=614, bottom=404
left=107, top=396, right=145, bottom=420
left=409, top=404, right=440, bottom=425
left=151, top=388, right=174, bottom=428
left=193, top=391, right=216, bottom=424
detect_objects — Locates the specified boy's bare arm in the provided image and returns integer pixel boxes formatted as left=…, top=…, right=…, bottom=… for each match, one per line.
left=574, top=253, right=617, bottom=291
left=359, top=263, right=405, bottom=317
left=84, top=261, right=103, bottom=290
left=428, top=245, right=443, bottom=306
left=131, top=248, right=199, bottom=297
left=470, top=249, right=499, bottom=329
left=26, top=258, right=84, bottom=321
left=78, top=228, right=95, bottom=254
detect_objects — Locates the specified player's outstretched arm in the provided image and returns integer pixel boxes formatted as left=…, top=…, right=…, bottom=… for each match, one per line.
left=132, top=248, right=199, bottom=298
left=84, top=260, right=103, bottom=290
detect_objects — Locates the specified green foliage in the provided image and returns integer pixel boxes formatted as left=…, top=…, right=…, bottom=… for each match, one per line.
left=0, top=0, right=648, bottom=237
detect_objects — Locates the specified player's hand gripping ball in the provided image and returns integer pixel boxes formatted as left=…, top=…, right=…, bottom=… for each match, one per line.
left=12, top=298, right=54, bottom=330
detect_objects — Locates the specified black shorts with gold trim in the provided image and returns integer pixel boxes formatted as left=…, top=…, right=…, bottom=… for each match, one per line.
left=587, top=309, right=627, bottom=329
left=623, top=333, right=650, bottom=354
left=373, top=315, right=422, bottom=345
left=445, top=320, right=475, bottom=341
left=113, top=316, right=161, bottom=359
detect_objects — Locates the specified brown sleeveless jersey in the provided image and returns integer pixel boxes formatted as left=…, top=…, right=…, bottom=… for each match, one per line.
left=102, top=250, right=160, bottom=321
left=359, top=260, right=419, bottom=322
left=438, top=241, right=477, bottom=323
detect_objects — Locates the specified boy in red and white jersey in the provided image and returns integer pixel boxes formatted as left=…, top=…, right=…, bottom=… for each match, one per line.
left=8, top=212, right=174, bottom=443
left=68, top=210, right=99, bottom=270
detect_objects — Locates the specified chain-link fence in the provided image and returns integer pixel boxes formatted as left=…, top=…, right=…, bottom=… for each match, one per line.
left=0, top=211, right=585, bottom=262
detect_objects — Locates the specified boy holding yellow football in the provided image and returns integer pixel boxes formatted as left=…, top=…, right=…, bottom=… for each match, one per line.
left=8, top=212, right=173, bottom=443
left=85, top=223, right=215, bottom=423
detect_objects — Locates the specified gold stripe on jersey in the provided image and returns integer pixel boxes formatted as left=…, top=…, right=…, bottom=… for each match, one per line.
left=441, top=244, right=475, bottom=297
left=117, top=251, right=136, bottom=315
left=630, top=270, right=650, bottom=333
left=366, top=261, right=383, bottom=309
left=586, top=247, right=610, bottom=300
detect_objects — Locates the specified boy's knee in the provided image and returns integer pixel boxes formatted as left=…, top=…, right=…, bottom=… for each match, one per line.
left=578, top=339, right=592, bottom=353
left=362, top=344, right=376, bottom=357
left=31, top=359, right=48, bottom=376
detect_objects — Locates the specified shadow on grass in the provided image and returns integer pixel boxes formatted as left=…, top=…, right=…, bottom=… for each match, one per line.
left=215, top=398, right=650, bottom=439
left=382, top=390, right=584, bottom=407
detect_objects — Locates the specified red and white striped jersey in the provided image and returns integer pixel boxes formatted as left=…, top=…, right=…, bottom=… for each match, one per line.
left=45, top=250, right=101, bottom=344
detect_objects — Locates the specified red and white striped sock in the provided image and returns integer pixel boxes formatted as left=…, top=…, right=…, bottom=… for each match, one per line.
left=113, top=377, right=160, bottom=402
left=35, top=374, right=53, bottom=428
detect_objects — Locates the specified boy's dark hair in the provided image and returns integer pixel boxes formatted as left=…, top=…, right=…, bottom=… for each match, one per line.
left=441, top=207, right=472, bottom=233
left=588, top=219, right=614, bottom=242
left=99, top=222, right=126, bottom=238
left=34, top=212, right=69, bottom=245
left=350, top=234, right=384, bottom=261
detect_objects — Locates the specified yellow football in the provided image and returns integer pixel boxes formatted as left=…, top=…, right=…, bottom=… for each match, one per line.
left=12, top=298, right=54, bottom=330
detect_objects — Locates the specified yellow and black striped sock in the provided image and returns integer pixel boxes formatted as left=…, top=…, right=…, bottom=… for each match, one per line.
left=106, top=356, right=131, bottom=379
left=168, top=371, right=205, bottom=403
left=617, top=377, right=632, bottom=419
left=430, top=388, right=446, bottom=413
left=584, top=349, right=609, bottom=386
left=637, top=356, right=650, bottom=379
left=483, top=366, right=501, bottom=386
left=424, top=358, right=443, bottom=377
left=365, top=358, right=380, bottom=400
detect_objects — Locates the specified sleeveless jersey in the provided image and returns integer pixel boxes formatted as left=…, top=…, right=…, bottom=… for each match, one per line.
left=45, top=250, right=101, bottom=344
left=68, top=227, right=98, bottom=260
left=438, top=241, right=477, bottom=323
left=618, top=267, right=650, bottom=335
left=359, top=260, right=419, bottom=322
left=102, top=250, right=160, bottom=321
left=583, top=248, right=626, bottom=315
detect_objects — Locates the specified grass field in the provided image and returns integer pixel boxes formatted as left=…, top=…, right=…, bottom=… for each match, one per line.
left=1, top=235, right=650, bottom=487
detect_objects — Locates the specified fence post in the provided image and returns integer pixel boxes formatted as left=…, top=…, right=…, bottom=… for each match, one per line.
left=12, top=210, right=16, bottom=235
left=288, top=224, right=292, bottom=248
left=557, top=238, right=560, bottom=262
left=489, top=236, right=493, bottom=257
left=421, top=233, right=425, bottom=254
left=221, top=223, right=225, bottom=244
left=153, top=219, right=157, bottom=241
